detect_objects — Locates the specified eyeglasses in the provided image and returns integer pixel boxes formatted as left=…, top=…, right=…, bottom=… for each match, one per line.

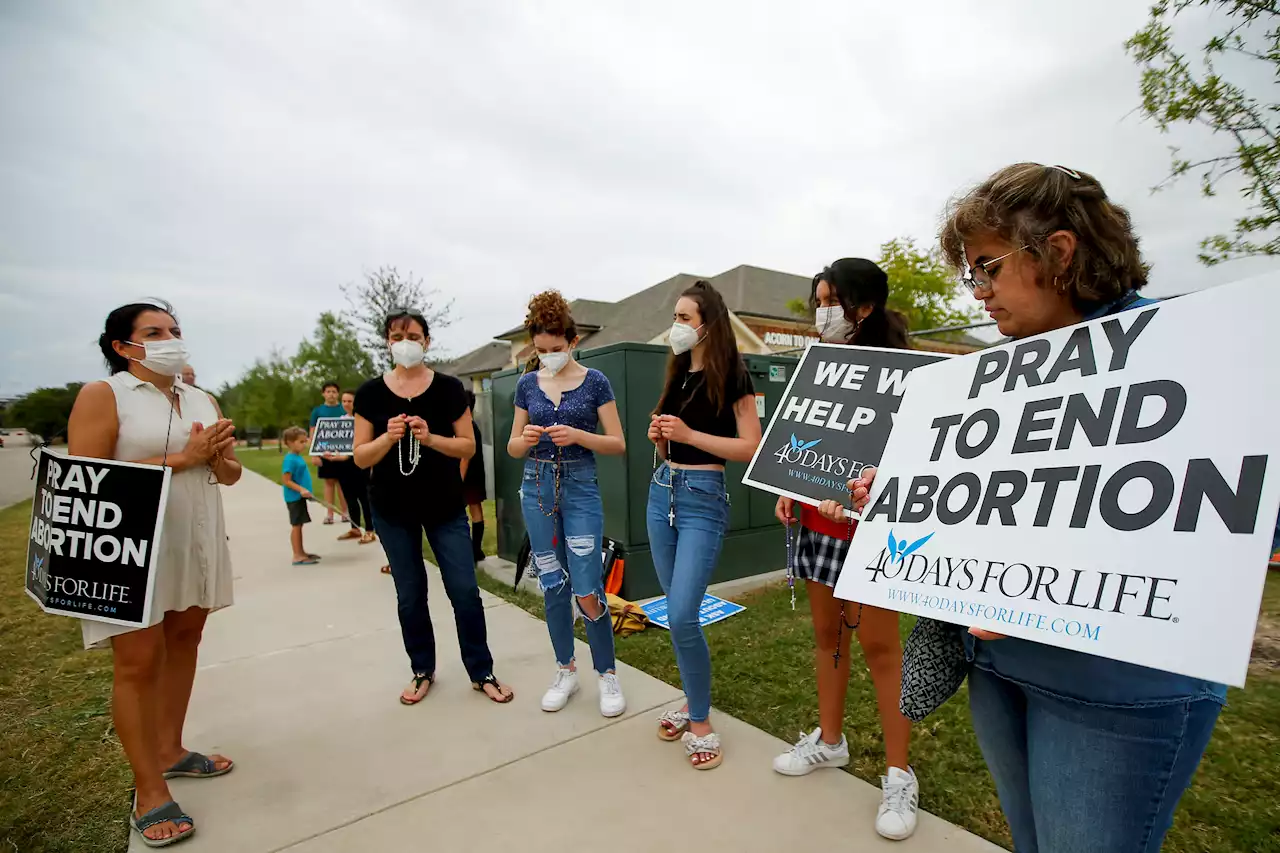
left=960, top=246, right=1029, bottom=295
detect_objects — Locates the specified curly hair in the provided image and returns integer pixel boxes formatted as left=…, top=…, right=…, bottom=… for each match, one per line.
left=940, top=163, right=1148, bottom=311
left=524, top=289, right=578, bottom=341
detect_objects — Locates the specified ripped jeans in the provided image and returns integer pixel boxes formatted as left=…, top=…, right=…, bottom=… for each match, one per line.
left=520, top=457, right=616, bottom=675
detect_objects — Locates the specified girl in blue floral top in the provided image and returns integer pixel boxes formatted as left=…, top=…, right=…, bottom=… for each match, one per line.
left=507, top=290, right=628, bottom=717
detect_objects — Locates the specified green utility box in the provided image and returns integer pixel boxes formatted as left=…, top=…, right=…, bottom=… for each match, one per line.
left=492, top=342, right=798, bottom=600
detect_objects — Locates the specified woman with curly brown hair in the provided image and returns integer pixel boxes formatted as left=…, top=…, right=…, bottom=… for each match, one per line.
left=507, top=291, right=629, bottom=717
left=851, top=163, right=1225, bottom=852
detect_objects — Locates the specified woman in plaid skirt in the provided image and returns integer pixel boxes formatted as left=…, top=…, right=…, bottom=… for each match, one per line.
left=770, top=259, right=920, bottom=841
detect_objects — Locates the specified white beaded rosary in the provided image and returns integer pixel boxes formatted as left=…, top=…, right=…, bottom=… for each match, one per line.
left=397, top=431, right=421, bottom=476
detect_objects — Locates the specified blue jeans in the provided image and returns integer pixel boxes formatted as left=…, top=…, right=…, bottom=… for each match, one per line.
left=969, top=665, right=1221, bottom=852
left=520, top=457, right=616, bottom=675
left=373, top=508, right=494, bottom=682
left=645, top=463, right=729, bottom=723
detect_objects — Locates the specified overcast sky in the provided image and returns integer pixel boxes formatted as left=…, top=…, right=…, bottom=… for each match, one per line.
left=1, top=1, right=1275, bottom=398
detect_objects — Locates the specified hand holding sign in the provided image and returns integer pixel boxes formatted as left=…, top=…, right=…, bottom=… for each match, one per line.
left=849, top=467, right=876, bottom=512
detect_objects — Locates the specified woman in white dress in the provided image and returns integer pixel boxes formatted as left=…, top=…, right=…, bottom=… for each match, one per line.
left=67, top=300, right=240, bottom=848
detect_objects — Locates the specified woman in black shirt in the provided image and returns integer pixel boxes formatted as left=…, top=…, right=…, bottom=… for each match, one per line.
left=353, top=310, right=513, bottom=705
left=647, top=280, right=762, bottom=770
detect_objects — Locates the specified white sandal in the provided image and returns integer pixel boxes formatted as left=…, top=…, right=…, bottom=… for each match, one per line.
left=682, top=730, right=723, bottom=770
left=657, top=709, right=690, bottom=741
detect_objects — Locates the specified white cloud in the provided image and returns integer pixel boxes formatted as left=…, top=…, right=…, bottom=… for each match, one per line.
left=0, top=0, right=1275, bottom=396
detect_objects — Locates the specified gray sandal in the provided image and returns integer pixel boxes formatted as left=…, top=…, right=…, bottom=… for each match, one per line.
left=131, top=800, right=195, bottom=848
left=163, top=751, right=234, bottom=779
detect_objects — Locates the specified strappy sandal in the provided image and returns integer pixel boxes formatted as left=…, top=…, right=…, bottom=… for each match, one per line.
left=163, top=751, right=234, bottom=780
left=682, top=730, right=723, bottom=771
left=399, top=671, right=435, bottom=701
left=131, top=800, right=194, bottom=848
left=472, top=674, right=514, bottom=704
left=657, top=709, right=690, bottom=741
left=360, top=532, right=377, bottom=545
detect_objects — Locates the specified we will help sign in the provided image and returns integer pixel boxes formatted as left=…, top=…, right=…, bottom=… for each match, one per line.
left=834, top=278, right=1280, bottom=686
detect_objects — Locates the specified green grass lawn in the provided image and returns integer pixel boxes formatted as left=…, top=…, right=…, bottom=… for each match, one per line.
left=0, top=502, right=132, bottom=853
left=476, top=566, right=1280, bottom=853
left=9, top=452, right=1278, bottom=851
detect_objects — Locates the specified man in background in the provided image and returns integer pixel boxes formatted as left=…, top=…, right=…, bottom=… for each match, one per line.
left=181, top=365, right=197, bottom=387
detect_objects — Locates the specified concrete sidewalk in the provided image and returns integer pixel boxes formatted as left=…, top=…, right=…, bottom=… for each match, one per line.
left=136, top=470, right=1002, bottom=852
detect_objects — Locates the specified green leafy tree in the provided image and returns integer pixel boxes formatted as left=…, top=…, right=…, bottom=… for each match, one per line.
left=220, top=351, right=307, bottom=437
left=342, top=266, right=454, bottom=366
left=293, top=312, right=376, bottom=393
left=1127, top=0, right=1280, bottom=264
left=879, top=238, right=983, bottom=331
left=8, top=383, right=84, bottom=443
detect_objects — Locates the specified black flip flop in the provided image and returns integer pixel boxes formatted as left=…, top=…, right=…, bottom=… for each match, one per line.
left=472, top=674, right=514, bottom=704
left=163, top=751, right=234, bottom=780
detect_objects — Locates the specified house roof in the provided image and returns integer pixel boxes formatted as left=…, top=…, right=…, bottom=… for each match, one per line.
left=492, top=265, right=813, bottom=348
left=434, top=341, right=512, bottom=378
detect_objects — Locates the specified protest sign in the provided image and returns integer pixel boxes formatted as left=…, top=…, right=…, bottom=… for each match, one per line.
left=641, top=593, right=745, bottom=630
left=743, top=343, right=948, bottom=506
left=309, top=416, right=354, bottom=456
left=834, top=279, right=1280, bottom=686
left=26, top=448, right=170, bottom=627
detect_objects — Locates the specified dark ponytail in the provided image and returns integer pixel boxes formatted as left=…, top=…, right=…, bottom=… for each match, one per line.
left=98, top=300, right=177, bottom=374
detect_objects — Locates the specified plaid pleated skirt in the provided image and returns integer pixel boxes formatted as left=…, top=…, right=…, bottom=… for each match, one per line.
left=794, top=526, right=849, bottom=589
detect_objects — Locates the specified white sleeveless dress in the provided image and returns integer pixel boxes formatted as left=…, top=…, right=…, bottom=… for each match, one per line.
left=81, top=372, right=235, bottom=649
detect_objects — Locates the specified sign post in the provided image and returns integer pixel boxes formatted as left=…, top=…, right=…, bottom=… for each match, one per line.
left=834, top=279, right=1280, bottom=687
left=309, top=416, right=355, bottom=457
left=743, top=343, right=948, bottom=506
left=26, top=448, right=170, bottom=627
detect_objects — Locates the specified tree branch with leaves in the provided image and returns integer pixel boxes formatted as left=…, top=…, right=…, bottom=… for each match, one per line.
left=341, top=266, right=454, bottom=366
left=1126, top=0, right=1280, bottom=264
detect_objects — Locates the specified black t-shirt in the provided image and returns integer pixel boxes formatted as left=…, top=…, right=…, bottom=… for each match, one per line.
left=659, top=361, right=754, bottom=466
left=354, top=372, right=469, bottom=528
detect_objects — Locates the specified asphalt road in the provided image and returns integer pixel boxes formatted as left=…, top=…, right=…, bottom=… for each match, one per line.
left=0, top=442, right=39, bottom=510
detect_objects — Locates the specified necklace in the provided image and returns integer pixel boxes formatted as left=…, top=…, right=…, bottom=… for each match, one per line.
left=398, top=433, right=421, bottom=476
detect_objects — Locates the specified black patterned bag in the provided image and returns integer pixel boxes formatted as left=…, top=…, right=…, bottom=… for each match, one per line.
left=899, top=617, right=968, bottom=722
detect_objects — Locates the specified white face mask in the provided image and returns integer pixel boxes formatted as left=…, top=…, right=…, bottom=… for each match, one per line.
left=127, top=339, right=189, bottom=376
left=816, top=306, right=856, bottom=343
left=538, top=352, right=570, bottom=375
left=390, top=339, right=425, bottom=368
left=668, top=322, right=702, bottom=355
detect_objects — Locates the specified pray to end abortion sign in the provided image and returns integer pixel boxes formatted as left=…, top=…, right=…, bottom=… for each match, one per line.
left=309, top=416, right=355, bottom=456
left=834, top=278, right=1280, bottom=686
left=743, top=344, right=947, bottom=506
left=27, top=449, right=170, bottom=627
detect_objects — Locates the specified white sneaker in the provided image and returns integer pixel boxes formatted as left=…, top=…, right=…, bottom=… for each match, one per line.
left=598, top=672, right=627, bottom=718
left=540, top=668, right=579, bottom=712
left=772, top=728, right=850, bottom=776
left=876, top=766, right=920, bottom=841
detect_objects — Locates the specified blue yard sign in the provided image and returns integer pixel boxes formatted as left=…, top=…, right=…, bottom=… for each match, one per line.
left=641, top=593, right=745, bottom=630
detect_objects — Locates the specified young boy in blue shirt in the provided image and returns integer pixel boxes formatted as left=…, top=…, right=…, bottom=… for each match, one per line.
left=282, top=426, right=321, bottom=565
